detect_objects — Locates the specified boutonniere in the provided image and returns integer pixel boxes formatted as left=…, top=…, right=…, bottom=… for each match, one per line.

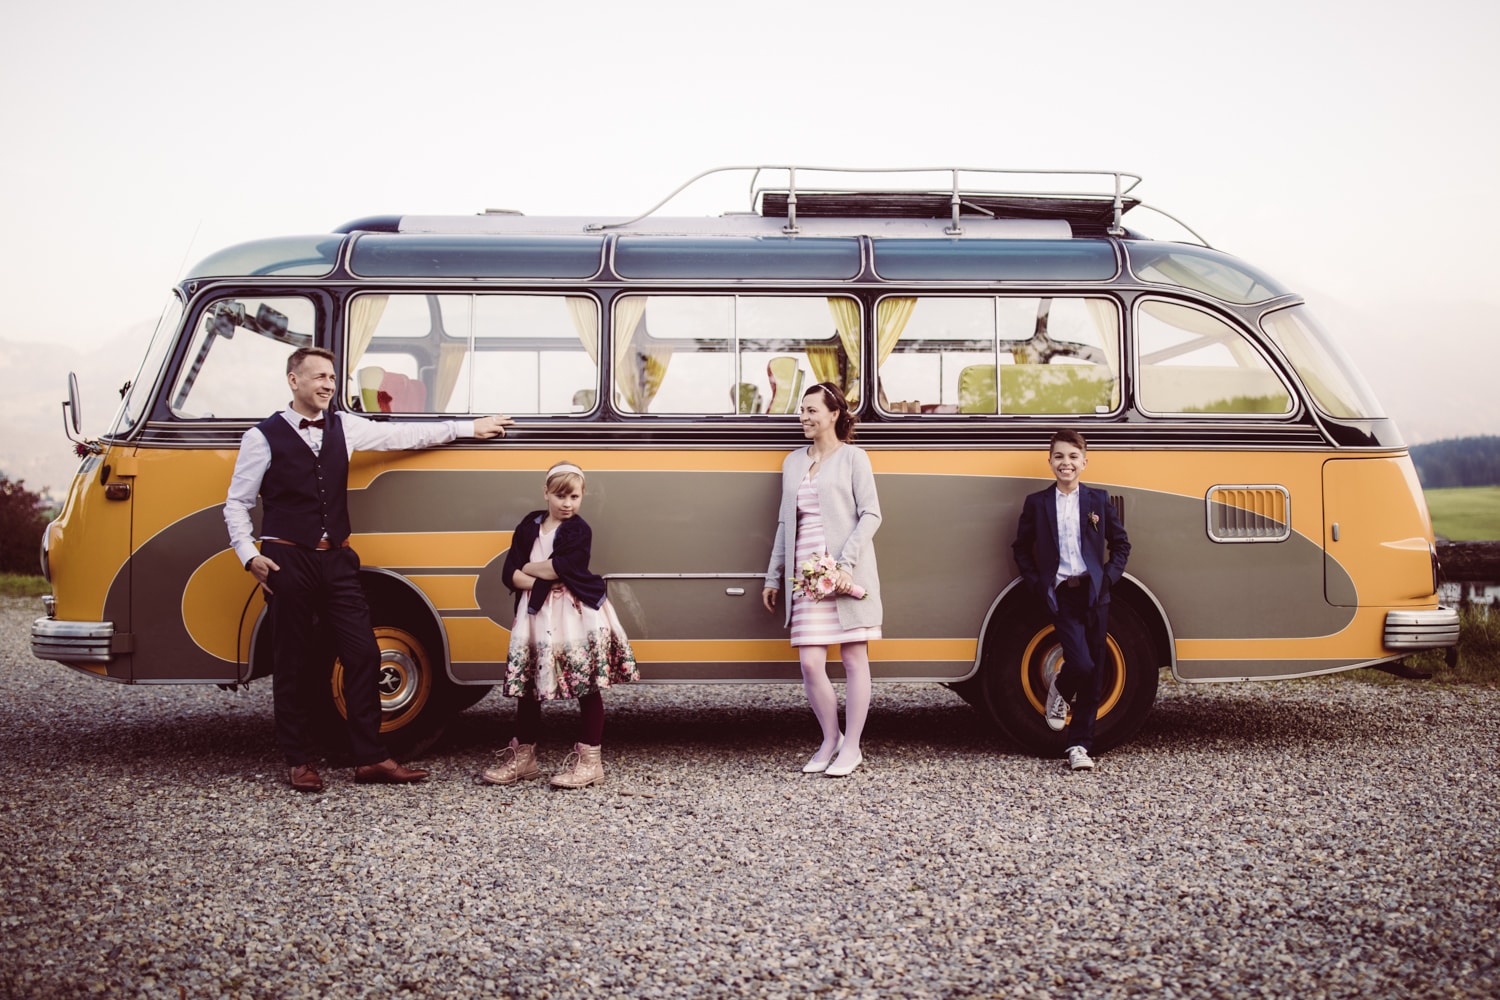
left=1089, top=512, right=1100, bottom=531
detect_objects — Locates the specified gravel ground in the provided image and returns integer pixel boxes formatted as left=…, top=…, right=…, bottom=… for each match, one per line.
left=1, top=596, right=1497, bottom=999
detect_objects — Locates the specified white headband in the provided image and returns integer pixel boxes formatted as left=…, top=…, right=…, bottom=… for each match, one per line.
left=548, top=463, right=585, bottom=481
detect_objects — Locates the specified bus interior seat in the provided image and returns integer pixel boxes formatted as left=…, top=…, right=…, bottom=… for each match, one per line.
left=958, top=365, right=997, bottom=414
left=767, top=357, right=804, bottom=413
left=379, top=371, right=426, bottom=413
left=573, top=388, right=597, bottom=412
left=357, top=367, right=386, bottom=412
left=734, top=382, right=764, bottom=414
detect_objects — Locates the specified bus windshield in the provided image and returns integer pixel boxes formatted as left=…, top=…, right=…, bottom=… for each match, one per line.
left=113, top=293, right=184, bottom=435
left=1260, top=304, right=1384, bottom=420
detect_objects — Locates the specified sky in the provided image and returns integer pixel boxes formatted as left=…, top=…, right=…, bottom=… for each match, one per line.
left=2, top=0, right=1498, bottom=487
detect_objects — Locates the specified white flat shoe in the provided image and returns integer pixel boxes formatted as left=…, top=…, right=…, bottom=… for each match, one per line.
left=802, top=734, right=844, bottom=773
left=825, top=749, right=863, bottom=778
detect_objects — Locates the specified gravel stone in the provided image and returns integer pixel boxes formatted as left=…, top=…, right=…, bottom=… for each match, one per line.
left=1, top=596, right=1496, bottom=998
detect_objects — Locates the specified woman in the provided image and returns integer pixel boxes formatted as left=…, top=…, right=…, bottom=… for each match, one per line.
left=762, top=382, right=883, bottom=777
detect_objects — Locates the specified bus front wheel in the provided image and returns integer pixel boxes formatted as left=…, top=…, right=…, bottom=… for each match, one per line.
left=979, top=597, right=1159, bottom=755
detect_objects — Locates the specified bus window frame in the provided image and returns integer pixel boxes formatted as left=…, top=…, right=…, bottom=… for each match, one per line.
left=872, top=291, right=1126, bottom=419
left=344, top=289, right=604, bottom=419
left=607, top=290, right=865, bottom=418
left=1131, top=295, right=1301, bottom=421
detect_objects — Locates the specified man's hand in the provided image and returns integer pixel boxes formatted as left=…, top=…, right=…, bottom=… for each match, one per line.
left=472, top=415, right=514, bottom=439
left=247, top=553, right=280, bottom=595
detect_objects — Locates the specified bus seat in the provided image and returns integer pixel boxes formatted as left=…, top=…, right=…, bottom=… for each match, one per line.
left=573, top=388, right=596, bottom=412
left=357, top=367, right=386, bottom=412
left=767, top=357, right=804, bottom=414
left=379, top=371, right=427, bottom=413
left=734, top=382, right=764, bottom=414
left=958, top=365, right=997, bottom=413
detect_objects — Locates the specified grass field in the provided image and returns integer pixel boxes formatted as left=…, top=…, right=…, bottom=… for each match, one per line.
left=0, top=574, right=50, bottom=598
left=1424, top=486, right=1500, bottom=541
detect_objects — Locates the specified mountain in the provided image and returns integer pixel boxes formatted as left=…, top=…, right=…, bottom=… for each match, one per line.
left=0, top=323, right=153, bottom=500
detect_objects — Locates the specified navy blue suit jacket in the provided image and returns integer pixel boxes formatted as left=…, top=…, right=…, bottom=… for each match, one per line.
left=1012, top=483, right=1130, bottom=614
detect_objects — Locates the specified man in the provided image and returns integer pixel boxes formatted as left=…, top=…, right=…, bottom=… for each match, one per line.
left=1012, top=429, right=1130, bottom=773
left=225, top=347, right=512, bottom=792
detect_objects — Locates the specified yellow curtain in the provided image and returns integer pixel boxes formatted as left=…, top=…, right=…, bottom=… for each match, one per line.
left=1086, top=298, right=1122, bottom=408
left=824, top=298, right=862, bottom=402
left=347, top=295, right=387, bottom=366
left=805, top=346, right=840, bottom=386
left=567, top=296, right=598, bottom=365
left=612, top=297, right=671, bottom=413
left=874, top=297, right=917, bottom=406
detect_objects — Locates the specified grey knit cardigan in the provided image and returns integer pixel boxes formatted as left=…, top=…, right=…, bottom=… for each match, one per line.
left=764, top=444, right=884, bottom=630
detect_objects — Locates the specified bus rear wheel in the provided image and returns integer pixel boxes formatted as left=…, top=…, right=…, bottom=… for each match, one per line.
left=332, top=626, right=433, bottom=738
left=979, top=598, right=1158, bottom=755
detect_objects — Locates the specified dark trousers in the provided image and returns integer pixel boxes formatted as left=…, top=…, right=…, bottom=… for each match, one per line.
left=266, top=544, right=387, bottom=767
left=514, top=691, right=604, bottom=746
left=1052, top=584, right=1108, bottom=753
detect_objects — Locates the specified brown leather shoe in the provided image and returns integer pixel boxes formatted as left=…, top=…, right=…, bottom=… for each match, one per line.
left=353, top=758, right=429, bottom=784
left=289, top=764, right=324, bottom=793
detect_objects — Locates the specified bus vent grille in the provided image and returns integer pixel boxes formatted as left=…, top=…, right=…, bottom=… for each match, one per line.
left=1205, top=485, right=1291, bottom=542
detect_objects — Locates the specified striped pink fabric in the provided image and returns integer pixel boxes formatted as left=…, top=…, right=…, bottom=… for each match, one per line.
left=790, top=474, right=882, bottom=648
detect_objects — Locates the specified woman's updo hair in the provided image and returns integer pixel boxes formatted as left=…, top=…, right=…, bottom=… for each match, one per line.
left=805, top=382, right=857, bottom=443
left=545, top=461, right=585, bottom=496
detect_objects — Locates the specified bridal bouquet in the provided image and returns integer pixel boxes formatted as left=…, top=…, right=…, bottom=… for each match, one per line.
left=794, top=553, right=866, bottom=601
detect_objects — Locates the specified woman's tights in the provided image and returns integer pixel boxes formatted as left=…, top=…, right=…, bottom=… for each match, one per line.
left=514, top=691, right=604, bottom=747
left=798, top=641, right=871, bottom=762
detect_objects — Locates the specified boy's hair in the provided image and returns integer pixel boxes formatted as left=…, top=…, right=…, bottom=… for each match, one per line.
left=287, top=346, right=335, bottom=376
left=545, top=461, right=585, bottom=496
left=1049, top=429, right=1088, bottom=452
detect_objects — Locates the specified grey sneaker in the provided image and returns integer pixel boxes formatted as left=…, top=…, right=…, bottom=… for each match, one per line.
left=1066, top=745, right=1095, bottom=772
left=1045, top=678, right=1069, bottom=731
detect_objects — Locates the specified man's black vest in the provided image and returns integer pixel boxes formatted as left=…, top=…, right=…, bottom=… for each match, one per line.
left=256, top=412, right=352, bottom=547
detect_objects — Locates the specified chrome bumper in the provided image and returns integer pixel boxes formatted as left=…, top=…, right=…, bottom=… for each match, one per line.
left=1384, top=607, right=1460, bottom=650
left=31, top=617, right=115, bottom=664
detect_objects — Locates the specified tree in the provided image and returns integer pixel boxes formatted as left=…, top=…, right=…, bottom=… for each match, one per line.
left=0, top=476, right=50, bottom=575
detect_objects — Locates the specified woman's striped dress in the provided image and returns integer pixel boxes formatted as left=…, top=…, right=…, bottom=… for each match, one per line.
left=790, top=473, right=883, bottom=648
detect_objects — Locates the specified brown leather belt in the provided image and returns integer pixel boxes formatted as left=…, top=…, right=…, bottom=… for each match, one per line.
left=1061, top=574, right=1088, bottom=589
left=266, top=538, right=350, bottom=551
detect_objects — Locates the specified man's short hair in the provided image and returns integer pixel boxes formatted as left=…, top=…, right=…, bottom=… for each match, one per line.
left=1049, top=429, right=1088, bottom=452
left=287, top=346, right=335, bottom=376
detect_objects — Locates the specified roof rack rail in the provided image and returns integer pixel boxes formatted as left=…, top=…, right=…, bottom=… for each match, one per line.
left=585, top=165, right=1153, bottom=237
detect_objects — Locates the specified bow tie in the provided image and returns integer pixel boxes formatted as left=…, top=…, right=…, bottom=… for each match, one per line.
left=299, top=417, right=325, bottom=430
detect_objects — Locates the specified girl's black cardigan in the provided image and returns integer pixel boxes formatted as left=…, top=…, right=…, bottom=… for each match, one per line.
left=502, top=512, right=609, bottom=615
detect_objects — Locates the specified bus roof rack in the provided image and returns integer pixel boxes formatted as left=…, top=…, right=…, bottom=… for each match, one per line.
left=585, top=166, right=1148, bottom=238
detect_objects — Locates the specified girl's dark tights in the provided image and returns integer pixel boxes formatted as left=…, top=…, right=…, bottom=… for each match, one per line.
left=514, top=691, right=604, bottom=746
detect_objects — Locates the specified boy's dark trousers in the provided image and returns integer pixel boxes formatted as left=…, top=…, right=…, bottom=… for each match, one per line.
left=1051, top=580, right=1107, bottom=753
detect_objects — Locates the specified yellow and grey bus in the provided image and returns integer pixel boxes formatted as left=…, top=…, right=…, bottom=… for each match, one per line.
left=32, top=166, right=1458, bottom=753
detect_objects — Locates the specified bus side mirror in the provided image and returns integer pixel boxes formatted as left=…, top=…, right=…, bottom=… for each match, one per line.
left=66, top=372, right=82, bottom=436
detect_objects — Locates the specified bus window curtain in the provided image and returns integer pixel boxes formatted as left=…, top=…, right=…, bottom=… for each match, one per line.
left=875, top=297, right=917, bottom=407
left=823, top=298, right=862, bottom=402
left=568, top=296, right=599, bottom=364
left=613, top=298, right=670, bottom=412
left=347, top=296, right=388, bottom=367
left=1086, top=298, right=1122, bottom=408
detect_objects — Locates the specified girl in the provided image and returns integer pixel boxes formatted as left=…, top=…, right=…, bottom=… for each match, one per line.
left=762, top=383, right=883, bottom=777
left=480, top=461, right=637, bottom=789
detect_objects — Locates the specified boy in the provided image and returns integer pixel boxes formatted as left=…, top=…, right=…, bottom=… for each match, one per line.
left=1012, top=430, right=1130, bottom=772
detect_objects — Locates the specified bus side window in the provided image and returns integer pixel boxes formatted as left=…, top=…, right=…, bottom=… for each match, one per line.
left=878, top=296, right=1120, bottom=416
left=1136, top=300, right=1293, bottom=415
left=346, top=293, right=599, bottom=416
left=614, top=295, right=859, bottom=415
left=169, top=296, right=316, bottom=419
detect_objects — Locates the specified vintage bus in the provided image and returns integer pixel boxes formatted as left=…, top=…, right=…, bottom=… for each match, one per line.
left=31, top=167, right=1458, bottom=754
